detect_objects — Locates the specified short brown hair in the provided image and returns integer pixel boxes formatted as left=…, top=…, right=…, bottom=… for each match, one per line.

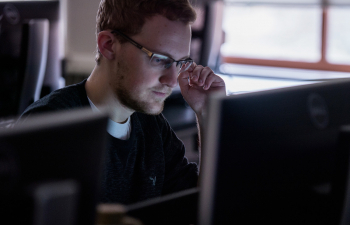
left=95, top=0, right=197, bottom=64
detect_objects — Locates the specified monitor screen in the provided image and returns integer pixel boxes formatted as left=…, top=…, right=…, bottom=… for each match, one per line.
left=0, top=108, right=108, bottom=225
left=200, top=78, right=350, bottom=225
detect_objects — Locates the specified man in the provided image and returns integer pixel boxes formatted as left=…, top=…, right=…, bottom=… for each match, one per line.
left=19, top=0, right=226, bottom=204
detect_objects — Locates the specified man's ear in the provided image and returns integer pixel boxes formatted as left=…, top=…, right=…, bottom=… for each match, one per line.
left=97, top=31, right=117, bottom=60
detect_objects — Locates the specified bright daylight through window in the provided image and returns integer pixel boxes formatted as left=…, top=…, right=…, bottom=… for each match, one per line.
left=221, top=5, right=322, bottom=62
left=327, top=6, right=350, bottom=65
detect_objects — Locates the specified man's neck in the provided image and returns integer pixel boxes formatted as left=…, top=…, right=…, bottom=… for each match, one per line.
left=85, top=66, right=134, bottom=123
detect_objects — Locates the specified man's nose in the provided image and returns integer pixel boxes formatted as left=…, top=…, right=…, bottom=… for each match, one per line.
left=159, top=64, right=179, bottom=88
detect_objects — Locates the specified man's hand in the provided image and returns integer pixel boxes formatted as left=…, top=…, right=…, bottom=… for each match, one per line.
left=178, top=62, right=226, bottom=118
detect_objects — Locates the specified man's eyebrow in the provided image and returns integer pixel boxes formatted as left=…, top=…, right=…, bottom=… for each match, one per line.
left=164, top=53, right=190, bottom=61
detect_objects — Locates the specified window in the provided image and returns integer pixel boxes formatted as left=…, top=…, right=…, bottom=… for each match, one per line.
left=221, top=2, right=350, bottom=73
left=327, top=6, right=350, bottom=64
left=222, top=5, right=322, bottom=62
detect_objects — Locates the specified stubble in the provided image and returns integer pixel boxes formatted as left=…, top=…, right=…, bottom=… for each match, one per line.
left=112, top=60, right=166, bottom=115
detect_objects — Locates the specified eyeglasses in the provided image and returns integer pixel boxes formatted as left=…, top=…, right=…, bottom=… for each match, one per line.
left=111, top=30, right=193, bottom=74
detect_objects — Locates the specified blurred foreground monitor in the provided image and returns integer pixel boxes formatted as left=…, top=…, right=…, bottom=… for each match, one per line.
left=0, top=108, right=108, bottom=225
left=201, top=78, right=350, bottom=225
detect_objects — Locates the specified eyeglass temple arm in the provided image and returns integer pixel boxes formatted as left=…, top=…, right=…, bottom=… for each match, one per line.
left=111, top=30, right=153, bottom=57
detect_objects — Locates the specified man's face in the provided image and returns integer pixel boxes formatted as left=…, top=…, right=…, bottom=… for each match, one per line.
left=109, top=15, right=192, bottom=115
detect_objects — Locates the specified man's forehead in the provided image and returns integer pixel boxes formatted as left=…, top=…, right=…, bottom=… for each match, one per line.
left=133, top=15, right=191, bottom=59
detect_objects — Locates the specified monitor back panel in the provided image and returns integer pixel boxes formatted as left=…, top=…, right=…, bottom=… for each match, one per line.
left=201, top=79, right=350, bottom=225
left=0, top=108, right=108, bottom=225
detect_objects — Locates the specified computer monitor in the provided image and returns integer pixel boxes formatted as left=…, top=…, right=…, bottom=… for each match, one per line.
left=200, top=78, right=350, bottom=225
left=0, top=1, right=61, bottom=118
left=0, top=108, right=108, bottom=225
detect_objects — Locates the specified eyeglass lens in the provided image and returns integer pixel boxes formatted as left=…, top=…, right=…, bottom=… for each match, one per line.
left=150, top=54, right=193, bottom=73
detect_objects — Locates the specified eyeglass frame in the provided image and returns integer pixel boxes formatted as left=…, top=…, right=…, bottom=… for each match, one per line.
left=110, top=30, right=193, bottom=72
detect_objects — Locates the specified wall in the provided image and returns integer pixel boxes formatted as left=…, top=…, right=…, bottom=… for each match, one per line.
left=62, top=0, right=100, bottom=80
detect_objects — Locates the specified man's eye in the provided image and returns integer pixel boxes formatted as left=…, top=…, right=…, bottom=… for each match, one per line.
left=151, top=57, right=166, bottom=64
left=155, top=58, right=164, bottom=63
left=151, top=56, right=172, bottom=68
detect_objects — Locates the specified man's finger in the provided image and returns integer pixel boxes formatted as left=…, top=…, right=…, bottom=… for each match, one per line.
left=178, top=70, right=191, bottom=91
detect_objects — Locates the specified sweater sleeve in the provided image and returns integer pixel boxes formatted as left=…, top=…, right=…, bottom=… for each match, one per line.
left=158, top=114, right=199, bottom=195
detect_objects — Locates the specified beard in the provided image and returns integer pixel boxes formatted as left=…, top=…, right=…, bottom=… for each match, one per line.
left=111, top=60, right=171, bottom=115
left=116, top=84, right=167, bottom=115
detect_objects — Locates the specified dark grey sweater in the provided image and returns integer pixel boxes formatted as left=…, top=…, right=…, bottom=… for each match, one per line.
left=20, top=80, right=199, bottom=204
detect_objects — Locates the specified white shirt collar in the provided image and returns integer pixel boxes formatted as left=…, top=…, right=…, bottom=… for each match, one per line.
left=87, top=97, right=131, bottom=140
